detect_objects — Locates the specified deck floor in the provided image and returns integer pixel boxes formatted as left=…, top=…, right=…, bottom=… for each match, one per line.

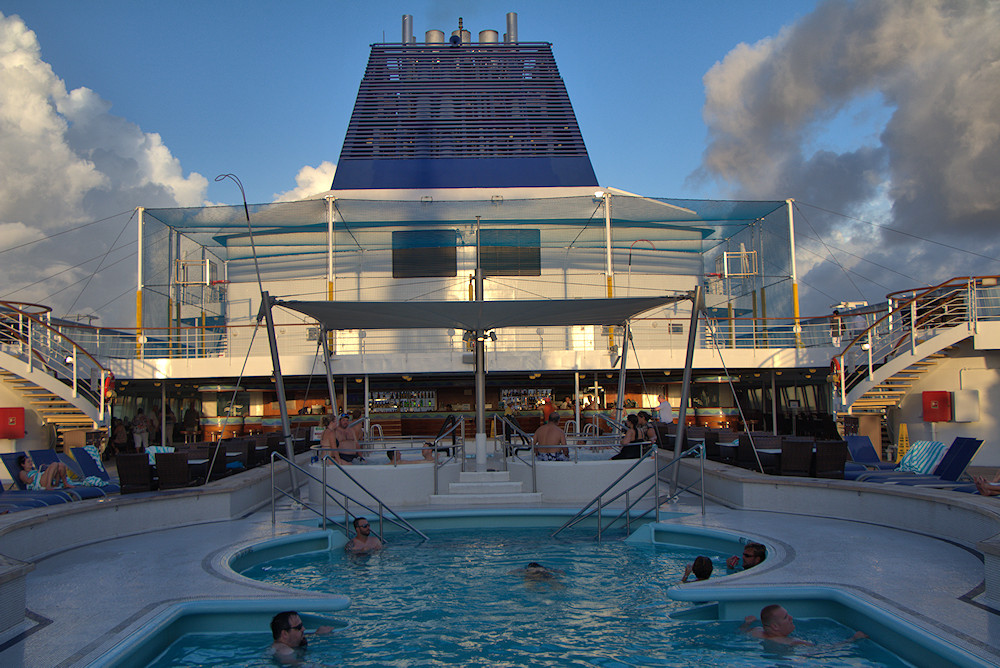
left=1, top=491, right=999, bottom=666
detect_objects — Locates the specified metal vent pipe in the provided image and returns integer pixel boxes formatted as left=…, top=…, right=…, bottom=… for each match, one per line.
left=506, top=12, right=518, bottom=42
left=402, top=14, right=413, bottom=44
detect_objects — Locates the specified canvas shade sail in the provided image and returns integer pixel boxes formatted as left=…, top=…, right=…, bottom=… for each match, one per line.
left=275, top=295, right=688, bottom=332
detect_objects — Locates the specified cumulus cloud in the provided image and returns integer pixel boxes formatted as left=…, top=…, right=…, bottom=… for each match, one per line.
left=694, top=0, right=1000, bottom=309
left=272, top=161, right=337, bottom=202
left=0, top=11, right=208, bottom=322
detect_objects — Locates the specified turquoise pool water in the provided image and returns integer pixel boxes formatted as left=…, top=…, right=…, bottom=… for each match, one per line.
left=142, top=526, right=911, bottom=667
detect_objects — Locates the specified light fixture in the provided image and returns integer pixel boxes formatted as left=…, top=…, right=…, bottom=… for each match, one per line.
left=594, top=190, right=605, bottom=199
left=606, top=373, right=613, bottom=379
left=402, top=375, right=412, bottom=381
left=355, top=378, right=363, bottom=383
left=64, top=355, right=74, bottom=365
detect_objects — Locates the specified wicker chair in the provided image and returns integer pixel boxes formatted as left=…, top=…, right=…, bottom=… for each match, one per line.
left=116, top=454, right=156, bottom=494
left=156, top=452, right=202, bottom=489
left=814, top=440, right=850, bottom=479
left=780, top=439, right=813, bottom=477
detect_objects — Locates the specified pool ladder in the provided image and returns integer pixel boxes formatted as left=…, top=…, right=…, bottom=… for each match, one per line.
left=552, top=443, right=706, bottom=541
left=270, top=451, right=429, bottom=543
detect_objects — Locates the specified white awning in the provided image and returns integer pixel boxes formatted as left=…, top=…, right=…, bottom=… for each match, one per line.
left=275, top=295, right=688, bottom=331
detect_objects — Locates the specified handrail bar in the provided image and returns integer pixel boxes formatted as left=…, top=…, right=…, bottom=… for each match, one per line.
left=552, top=444, right=705, bottom=539
left=317, top=453, right=430, bottom=540
left=269, top=450, right=428, bottom=541
left=551, top=446, right=656, bottom=537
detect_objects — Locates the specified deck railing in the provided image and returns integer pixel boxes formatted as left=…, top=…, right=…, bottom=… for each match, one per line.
left=0, top=301, right=109, bottom=421
left=51, top=313, right=857, bottom=363
left=833, top=276, right=1000, bottom=400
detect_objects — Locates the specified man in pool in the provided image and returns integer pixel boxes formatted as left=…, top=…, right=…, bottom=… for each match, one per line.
left=533, top=412, right=569, bottom=461
left=269, top=610, right=333, bottom=664
left=741, top=604, right=866, bottom=646
left=345, top=517, right=382, bottom=553
left=511, top=562, right=564, bottom=590
left=727, top=542, right=766, bottom=570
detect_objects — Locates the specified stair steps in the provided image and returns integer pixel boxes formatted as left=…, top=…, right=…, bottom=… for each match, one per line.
left=429, top=470, right=542, bottom=505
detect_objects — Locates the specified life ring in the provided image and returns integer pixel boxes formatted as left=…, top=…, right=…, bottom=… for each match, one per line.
left=104, top=372, right=116, bottom=400
left=829, top=358, right=841, bottom=377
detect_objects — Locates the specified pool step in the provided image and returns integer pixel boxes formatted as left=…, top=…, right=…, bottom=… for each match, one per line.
left=429, top=471, right=543, bottom=505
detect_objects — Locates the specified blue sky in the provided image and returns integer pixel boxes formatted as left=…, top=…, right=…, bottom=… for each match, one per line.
left=1, top=0, right=998, bottom=321
left=2, top=0, right=822, bottom=203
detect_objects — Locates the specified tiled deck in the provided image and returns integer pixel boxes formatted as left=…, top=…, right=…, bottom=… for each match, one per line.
left=1, top=470, right=1000, bottom=666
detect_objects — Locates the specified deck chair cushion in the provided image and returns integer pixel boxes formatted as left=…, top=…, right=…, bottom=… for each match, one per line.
left=83, top=446, right=109, bottom=477
left=896, top=440, right=947, bottom=474
left=146, top=445, right=175, bottom=465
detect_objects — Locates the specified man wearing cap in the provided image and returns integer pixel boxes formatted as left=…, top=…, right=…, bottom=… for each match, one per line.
left=332, top=413, right=364, bottom=464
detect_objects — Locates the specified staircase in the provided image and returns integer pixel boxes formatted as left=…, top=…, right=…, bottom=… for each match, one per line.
left=429, top=470, right=542, bottom=505
left=0, top=302, right=108, bottom=440
left=836, top=278, right=989, bottom=417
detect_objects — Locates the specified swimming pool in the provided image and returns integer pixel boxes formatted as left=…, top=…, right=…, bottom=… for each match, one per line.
left=93, top=515, right=987, bottom=667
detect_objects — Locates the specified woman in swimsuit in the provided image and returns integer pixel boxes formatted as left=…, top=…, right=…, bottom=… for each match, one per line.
left=17, top=454, right=73, bottom=490
left=611, top=414, right=642, bottom=460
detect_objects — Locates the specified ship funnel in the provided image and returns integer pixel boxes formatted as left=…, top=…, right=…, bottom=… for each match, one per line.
left=479, top=30, right=498, bottom=43
left=425, top=29, right=445, bottom=44
left=505, top=12, right=518, bottom=42
left=402, top=15, right=413, bottom=44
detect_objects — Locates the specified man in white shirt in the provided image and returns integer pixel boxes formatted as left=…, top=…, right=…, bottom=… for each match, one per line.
left=657, top=394, right=673, bottom=424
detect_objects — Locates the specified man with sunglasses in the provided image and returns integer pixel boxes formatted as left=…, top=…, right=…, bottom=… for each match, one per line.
left=727, top=542, right=766, bottom=570
left=345, top=516, right=383, bottom=553
left=269, top=611, right=333, bottom=664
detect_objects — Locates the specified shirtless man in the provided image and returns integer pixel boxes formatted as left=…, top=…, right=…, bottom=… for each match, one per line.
left=741, top=604, right=865, bottom=646
left=268, top=610, right=333, bottom=665
left=331, top=413, right=364, bottom=464
left=344, top=517, right=382, bottom=553
left=533, top=412, right=569, bottom=461
left=318, top=416, right=338, bottom=461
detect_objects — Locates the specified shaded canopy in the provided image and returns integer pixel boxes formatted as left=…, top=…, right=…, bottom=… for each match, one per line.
left=275, top=295, right=688, bottom=331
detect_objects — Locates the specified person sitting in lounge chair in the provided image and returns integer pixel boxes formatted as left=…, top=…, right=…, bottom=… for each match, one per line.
left=973, top=471, right=1000, bottom=496
left=17, top=454, right=73, bottom=490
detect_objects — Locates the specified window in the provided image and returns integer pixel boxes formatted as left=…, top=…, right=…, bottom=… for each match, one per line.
left=392, top=230, right=457, bottom=278
left=481, top=229, right=540, bottom=276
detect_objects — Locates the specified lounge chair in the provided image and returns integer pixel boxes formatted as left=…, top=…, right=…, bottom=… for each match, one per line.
left=28, top=449, right=108, bottom=498
left=1, top=451, right=76, bottom=504
left=843, top=435, right=898, bottom=480
left=860, top=437, right=984, bottom=487
left=69, top=447, right=122, bottom=494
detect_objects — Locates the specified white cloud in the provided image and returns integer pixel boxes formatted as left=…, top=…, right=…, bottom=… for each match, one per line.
left=694, top=0, right=1000, bottom=311
left=0, top=11, right=208, bottom=322
left=272, top=161, right=337, bottom=202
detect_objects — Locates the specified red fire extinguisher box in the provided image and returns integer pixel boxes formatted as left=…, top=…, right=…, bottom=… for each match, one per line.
left=0, top=407, right=25, bottom=439
left=922, top=391, right=952, bottom=422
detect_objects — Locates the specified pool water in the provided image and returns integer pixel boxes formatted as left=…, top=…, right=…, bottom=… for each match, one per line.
left=154, top=527, right=909, bottom=667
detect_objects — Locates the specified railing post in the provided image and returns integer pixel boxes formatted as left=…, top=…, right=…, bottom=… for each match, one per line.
left=867, top=330, right=874, bottom=379
left=71, top=353, right=78, bottom=398
left=322, top=457, right=327, bottom=531
left=26, top=318, right=32, bottom=373
left=625, top=490, right=631, bottom=535
left=596, top=496, right=603, bottom=543
left=910, top=300, right=918, bottom=352
left=271, top=455, right=276, bottom=526
left=654, top=450, right=661, bottom=522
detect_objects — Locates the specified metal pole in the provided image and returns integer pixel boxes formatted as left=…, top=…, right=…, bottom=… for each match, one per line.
left=574, top=371, right=581, bottom=431
left=671, top=286, right=702, bottom=495
left=322, top=457, right=327, bottom=531
left=615, top=325, right=629, bottom=423
left=321, top=327, right=339, bottom=415
left=474, top=216, right=487, bottom=471
left=771, top=370, right=778, bottom=435
left=260, top=291, right=298, bottom=491
left=604, top=192, right=615, bottom=351
left=161, top=382, right=167, bottom=447
left=136, top=207, right=144, bottom=359
left=787, top=199, right=803, bottom=348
